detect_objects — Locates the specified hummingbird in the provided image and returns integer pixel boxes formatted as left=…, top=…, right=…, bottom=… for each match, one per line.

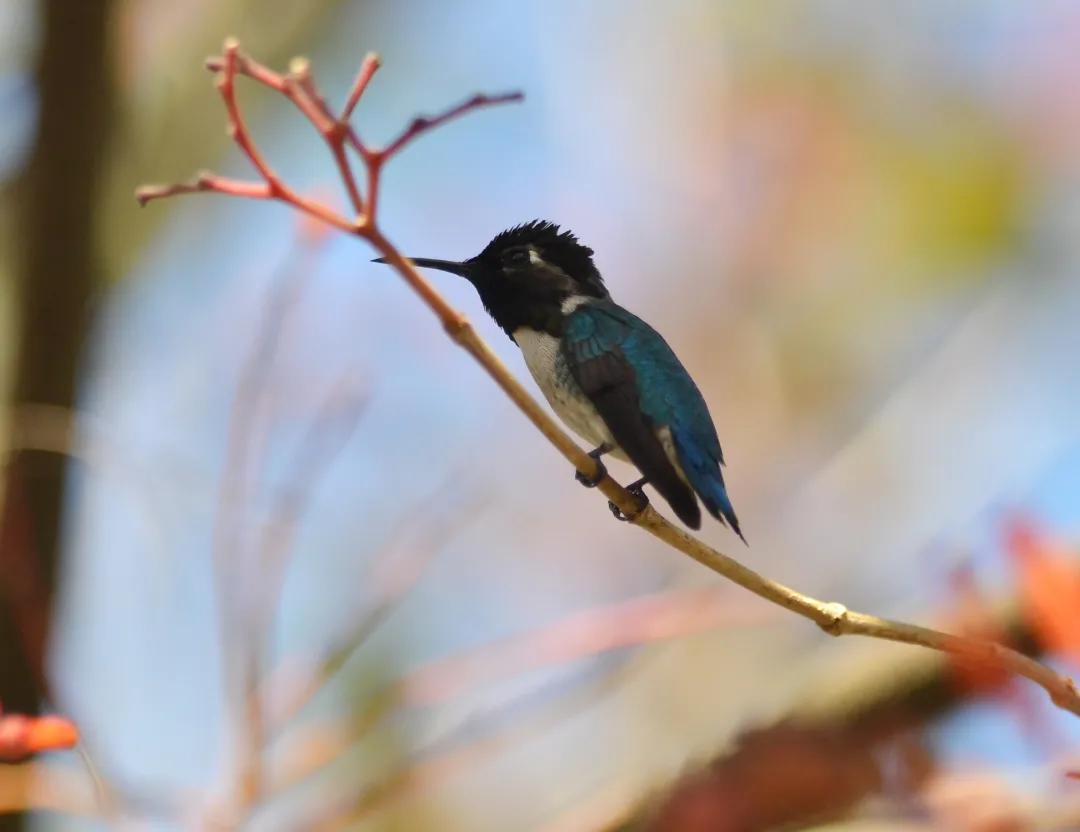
left=374, top=220, right=744, bottom=541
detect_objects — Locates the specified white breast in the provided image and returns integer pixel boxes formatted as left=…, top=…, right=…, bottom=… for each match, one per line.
left=512, top=327, right=619, bottom=454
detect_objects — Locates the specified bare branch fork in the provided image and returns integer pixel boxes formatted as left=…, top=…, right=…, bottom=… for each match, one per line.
left=137, top=39, right=1080, bottom=718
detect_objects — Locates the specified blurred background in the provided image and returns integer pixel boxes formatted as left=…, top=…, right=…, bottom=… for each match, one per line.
left=2, top=0, right=1080, bottom=829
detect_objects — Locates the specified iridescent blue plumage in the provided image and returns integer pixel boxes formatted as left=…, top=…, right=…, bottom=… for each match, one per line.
left=562, top=302, right=743, bottom=539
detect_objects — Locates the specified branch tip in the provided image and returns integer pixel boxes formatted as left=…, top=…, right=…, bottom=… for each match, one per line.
left=342, top=52, right=383, bottom=120
left=288, top=56, right=311, bottom=79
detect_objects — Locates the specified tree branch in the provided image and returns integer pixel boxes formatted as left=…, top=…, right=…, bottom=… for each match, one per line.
left=135, top=41, right=1080, bottom=720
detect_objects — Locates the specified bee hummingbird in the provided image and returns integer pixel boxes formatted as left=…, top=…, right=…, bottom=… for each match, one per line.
left=375, top=220, right=744, bottom=541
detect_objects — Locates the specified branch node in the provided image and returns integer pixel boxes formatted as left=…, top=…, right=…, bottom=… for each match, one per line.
left=1052, top=677, right=1080, bottom=708
left=443, top=315, right=471, bottom=341
left=817, top=602, right=849, bottom=636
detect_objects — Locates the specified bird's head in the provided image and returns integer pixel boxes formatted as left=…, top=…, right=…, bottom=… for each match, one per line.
left=374, top=220, right=608, bottom=336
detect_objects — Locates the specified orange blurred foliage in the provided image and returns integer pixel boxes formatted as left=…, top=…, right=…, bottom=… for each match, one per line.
left=946, top=565, right=1013, bottom=695
left=1008, top=520, right=1080, bottom=668
left=0, top=707, right=78, bottom=763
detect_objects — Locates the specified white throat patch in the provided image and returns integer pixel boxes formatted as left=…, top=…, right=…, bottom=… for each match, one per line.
left=560, top=295, right=590, bottom=314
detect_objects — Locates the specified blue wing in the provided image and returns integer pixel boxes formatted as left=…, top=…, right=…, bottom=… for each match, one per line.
left=562, top=302, right=743, bottom=539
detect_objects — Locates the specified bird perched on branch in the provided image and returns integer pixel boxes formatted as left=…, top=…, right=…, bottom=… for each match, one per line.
left=375, top=220, right=744, bottom=541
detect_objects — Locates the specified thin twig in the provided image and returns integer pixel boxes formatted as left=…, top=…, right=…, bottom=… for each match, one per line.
left=398, top=585, right=771, bottom=709
left=305, top=656, right=644, bottom=831
left=137, top=40, right=520, bottom=233
left=262, top=586, right=762, bottom=803
left=380, top=91, right=525, bottom=159
left=245, top=372, right=368, bottom=735
left=285, top=58, right=365, bottom=216
left=264, top=582, right=757, bottom=798
left=219, top=242, right=325, bottom=806
left=341, top=52, right=380, bottom=121
left=216, top=41, right=281, bottom=191
left=135, top=41, right=1080, bottom=721
left=261, top=492, right=475, bottom=735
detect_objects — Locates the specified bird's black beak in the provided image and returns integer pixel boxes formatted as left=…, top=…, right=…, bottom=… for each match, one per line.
left=371, top=256, right=473, bottom=278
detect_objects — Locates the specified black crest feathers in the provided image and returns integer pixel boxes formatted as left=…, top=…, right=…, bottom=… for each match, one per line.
left=482, top=220, right=604, bottom=291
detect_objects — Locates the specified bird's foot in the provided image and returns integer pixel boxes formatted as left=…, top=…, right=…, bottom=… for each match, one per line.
left=608, top=477, right=648, bottom=522
left=576, top=461, right=606, bottom=488
left=575, top=444, right=611, bottom=488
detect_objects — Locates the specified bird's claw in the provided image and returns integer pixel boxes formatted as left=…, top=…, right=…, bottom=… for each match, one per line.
left=575, top=444, right=611, bottom=488
left=608, top=480, right=648, bottom=522
left=575, top=458, right=607, bottom=488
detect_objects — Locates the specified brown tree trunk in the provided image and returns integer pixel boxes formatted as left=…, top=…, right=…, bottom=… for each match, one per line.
left=0, top=0, right=114, bottom=827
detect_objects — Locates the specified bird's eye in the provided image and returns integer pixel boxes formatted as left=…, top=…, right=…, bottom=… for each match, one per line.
left=504, top=248, right=530, bottom=267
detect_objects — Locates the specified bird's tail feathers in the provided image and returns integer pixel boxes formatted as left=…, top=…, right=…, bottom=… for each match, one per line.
left=700, top=479, right=746, bottom=545
left=672, top=427, right=747, bottom=544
